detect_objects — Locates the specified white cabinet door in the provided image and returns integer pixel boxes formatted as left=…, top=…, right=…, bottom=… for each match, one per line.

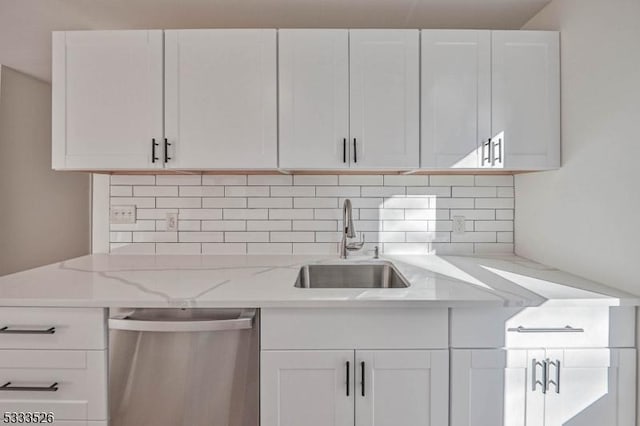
left=544, top=349, right=636, bottom=426
left=349, top=30, right=419, bottom=169
left=279, top=30, right=350, bottom=169
left=261, top=350, right=354, bottom=426
left=52, top=31, right=164, bottom=170
left=491, top=31, right=560, bottom=170
left=164, top=29, right=277, bottom=169
left=356, top=350, right=448, bottom=426
left=421, top=30, right=491, bottom=169
left=450, top=349, right=545, bottom=426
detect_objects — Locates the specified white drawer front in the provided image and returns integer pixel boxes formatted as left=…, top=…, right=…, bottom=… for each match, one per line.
left=451, top=306, right=635, bottom=349
left=262, top=308, right=448, bottom=350
left=0, top=350, right=107, bottom=421
left=0, top=308, right=106, bottom=350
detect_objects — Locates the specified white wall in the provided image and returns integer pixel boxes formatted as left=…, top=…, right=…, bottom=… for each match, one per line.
left=516, top=0, right=640, bottom=294
left=0, top=66, right=90, bottom=276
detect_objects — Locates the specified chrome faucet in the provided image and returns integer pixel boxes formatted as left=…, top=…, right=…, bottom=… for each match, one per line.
left=340, top=199, right=365, bottom=259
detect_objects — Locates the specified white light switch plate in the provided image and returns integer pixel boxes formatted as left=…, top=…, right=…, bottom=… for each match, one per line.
left=166, top=213, right=178, bottom=231
left=110, top=205, right=136, bottom=224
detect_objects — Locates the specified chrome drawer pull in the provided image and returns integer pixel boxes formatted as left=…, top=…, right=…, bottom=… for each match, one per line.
left=0, top=382, right=59, bottom=392
left=0, top=326, right=56, bottom=335
left=109, top=309, right=256, bottom=333
left=508, top=325, right=584, bottom=333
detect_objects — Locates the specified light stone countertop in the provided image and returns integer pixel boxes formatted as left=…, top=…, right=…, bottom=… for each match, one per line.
left=0, top=254, right=636, bottom=308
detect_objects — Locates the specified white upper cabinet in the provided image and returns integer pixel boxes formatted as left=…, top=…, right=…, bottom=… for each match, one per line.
left=279, top=30, right=350, bottom=169
left=491, top=31, right=560, bottom=170
left=356, top=350, right=449, bottom=426
left=52, top=31, right=164, bottom=170
left=349, top=30, right=420, bottom=169
left=421, top=30, right=491, bottom=169
left=164, top=29, right=277, bottom=169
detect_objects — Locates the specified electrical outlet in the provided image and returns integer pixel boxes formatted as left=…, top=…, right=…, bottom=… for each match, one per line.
left=166, top=212, right=178, bottom=232
left=110, top=205, right=136, bottom=224
left=452, top=216, right=466, bottom=234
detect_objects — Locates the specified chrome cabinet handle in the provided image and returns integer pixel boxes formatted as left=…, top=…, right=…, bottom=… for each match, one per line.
left=360, top=361, right=365, bottom=397
left=532, top=358, right=547, bottom=394
left=346, top=361, right=350, bottom=397
left=0, top=382, right=58, bottom=392
left=508, top=325, right=584, bottom=333
left=547, top=359, right=560, bottom=393
left=0, top=326, right=55, bottom=335
left=109, top=309, right=255, bottom=333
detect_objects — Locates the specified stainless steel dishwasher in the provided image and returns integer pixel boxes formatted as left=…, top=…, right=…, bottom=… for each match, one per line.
left=108, top=308, right=258, bottom=426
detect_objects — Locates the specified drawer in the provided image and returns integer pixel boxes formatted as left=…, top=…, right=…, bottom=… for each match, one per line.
left=451, top=306, right=635, bottom=349
left=0, top=308, right=106, bottom=350
left=262, top=308, right=448, bottom=350
left=0, top=350, right=107, bottom=421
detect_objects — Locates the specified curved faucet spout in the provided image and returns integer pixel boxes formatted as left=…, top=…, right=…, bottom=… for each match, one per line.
left=340, top=199, right=363, bottom=259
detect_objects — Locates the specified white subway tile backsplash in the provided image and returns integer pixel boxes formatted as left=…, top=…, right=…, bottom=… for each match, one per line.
left=496, top=209, right=515, bottom=220
left=111, top=175, right=155, bottom=185
left=361, top=186, right=406, bottom=197
left=271, top=231, right=315, bottom=242
left=110, top=186, right=132, bottom=197
left=179, top=186, right=225, bottom=197
left=316, top=186, right=360, bottom=197
left=225, top=186, right=269, bottom=197
left=247, top=220, right=291, bottom=231
left=452, top=187, right=497, bottom=198
left=383, top=175, right=429, bottom=186
left=293, top=243, right=338, bottom=254
left=248, top=175, right=292, bottom=186
left=179, top=209, right=222, bottom=220
left=292, top=220, right=338, bottom=231
left=225, top=232, right=269, bottom=242
left=247, top=243, right=293, bottom=254
left=134, top=186, right=178, bottom=197
left=202, top=243, right=247, bottom=255
left=430, top=175, right=474, bottom=186
left=269, top=209, right=314, bottom=220
left=156, top=175, right=202, bottom=186
left=475, top=198, right=515, bottom=209
left=248, top=197, right=293, bottom=208
left=133, top=232, right=178, bottom=243
left=294, top=175, right=338, bottom=186
left=109, top=174, right=514, bottom=255
left=203, top=175, right=247, bottom=186
left=203, top=198, right=247, bottom=208
left=203, top=220, right=246, bottom=231
left=294, top=198, right=338, bottom=208
left=475, top=175, right=514, bottom=187
left=224, top=209, right=268, bottom=220
left=339, top=175, right=383, bottom=186
left=179, top=232, right=223, bottom=242
left=271, top=186, right=315, bottom=197
left=111, top=197, right=155, bottom=208
left=156, top=197, right=201, bottom=209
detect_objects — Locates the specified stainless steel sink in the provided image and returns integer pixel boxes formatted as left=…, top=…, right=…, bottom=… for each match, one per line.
left=294, top=262, right=410, bottom=289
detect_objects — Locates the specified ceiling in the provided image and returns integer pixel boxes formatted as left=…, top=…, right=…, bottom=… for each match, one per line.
left=0, top=0, right=550, bottom=82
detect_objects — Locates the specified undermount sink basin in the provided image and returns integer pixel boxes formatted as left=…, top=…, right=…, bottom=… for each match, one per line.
left=294, top=262, right=410, bottom=289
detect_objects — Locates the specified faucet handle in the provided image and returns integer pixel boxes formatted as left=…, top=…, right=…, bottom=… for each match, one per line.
left=346, top=233, right=365, bottom=251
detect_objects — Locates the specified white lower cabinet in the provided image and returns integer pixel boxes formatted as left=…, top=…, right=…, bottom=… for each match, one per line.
left=451, top=348, right=636, bottom=426
left=261, top=349, right=448, bottom=426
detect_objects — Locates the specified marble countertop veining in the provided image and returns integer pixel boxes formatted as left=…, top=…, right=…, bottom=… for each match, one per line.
left=0, top=253, right=636, bottom=308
